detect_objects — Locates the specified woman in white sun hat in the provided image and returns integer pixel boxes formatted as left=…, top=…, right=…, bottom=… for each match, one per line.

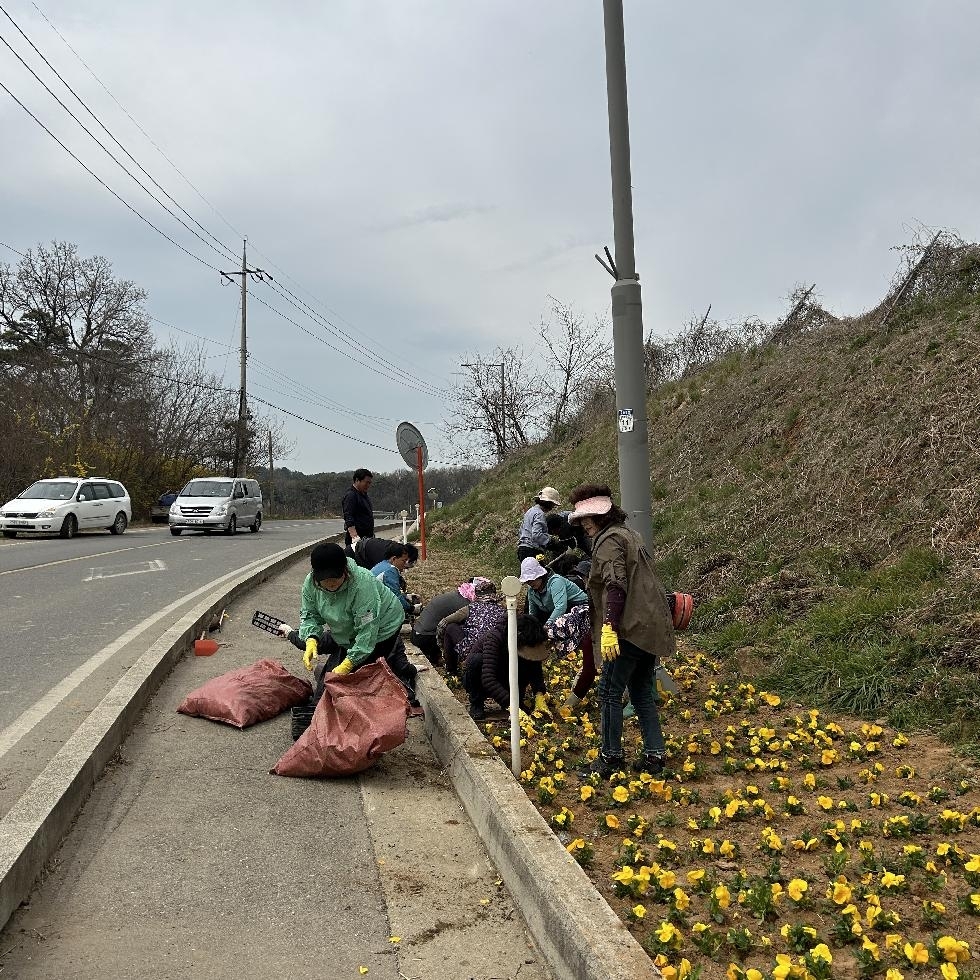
left=517, top=486, right=561, bottom=564
left=568, top=482, right=675, bottom=779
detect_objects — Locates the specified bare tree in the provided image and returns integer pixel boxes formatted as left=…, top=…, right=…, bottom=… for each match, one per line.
left=444, top=347, right=545, bottom=464
left=537, top=298, right=612, bottom=439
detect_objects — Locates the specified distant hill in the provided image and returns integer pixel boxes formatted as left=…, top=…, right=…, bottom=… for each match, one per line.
left=427, top=233, right=980, bottom=746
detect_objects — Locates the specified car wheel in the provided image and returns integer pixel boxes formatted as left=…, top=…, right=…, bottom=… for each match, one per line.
left=109, top=512, right=128, bottom=535
left=224, top=514, right=237, bottom=536
left=59, top=514, right=78, bottom=539
left=2, top=530, right=16, bottom=539
left=170, top=528, right=181, bottom=536
left=249, top=512, right=262, bottom=533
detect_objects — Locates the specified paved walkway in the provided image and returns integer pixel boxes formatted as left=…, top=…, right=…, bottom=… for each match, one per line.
left=0, top=564, right=550, bottom=980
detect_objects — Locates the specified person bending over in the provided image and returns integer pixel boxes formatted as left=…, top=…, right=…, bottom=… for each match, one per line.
left=436, top=577, right=502, bottom=676
left=284, top=542, right=418, bottom=704
left=410, top=581, right=471, bottom=665
left=516, top=486, right=561, bottom=563
left=464, top=615, right=550, bottom=721
left=371, top=541, right=421, bottom=616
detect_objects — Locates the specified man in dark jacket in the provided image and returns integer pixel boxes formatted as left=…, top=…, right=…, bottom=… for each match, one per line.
left=463, top=615, right=549, bottom=720
left=342, top=468, right=374, bottom=561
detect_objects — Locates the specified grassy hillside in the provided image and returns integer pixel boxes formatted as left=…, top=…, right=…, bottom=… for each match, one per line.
left=426, top=241, right=980, bottom=747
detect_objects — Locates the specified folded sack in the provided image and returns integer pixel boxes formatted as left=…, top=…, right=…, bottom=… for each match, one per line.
left=177, top=658, right=311, bottom=728
left=272, top=660, right=409, bottom=778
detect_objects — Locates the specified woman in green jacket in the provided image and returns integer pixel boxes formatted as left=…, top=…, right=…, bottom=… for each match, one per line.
left=297, top=542, right=417, bottom=702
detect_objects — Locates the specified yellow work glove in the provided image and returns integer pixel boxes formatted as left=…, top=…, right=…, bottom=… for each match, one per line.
left=600, top=624, right=620, bottom=662
left=332, top=658, right=354, bottom=676
left=534, top=692, right=551, bottom=716
left=303, top=637, right=319, bottom=671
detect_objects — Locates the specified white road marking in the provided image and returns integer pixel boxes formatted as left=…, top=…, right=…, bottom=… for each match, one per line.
left=0, top=551, right=282, bottom=761
left=83, top=559, right=167, bottom=582
left=0, top=540, right=173, bottom=578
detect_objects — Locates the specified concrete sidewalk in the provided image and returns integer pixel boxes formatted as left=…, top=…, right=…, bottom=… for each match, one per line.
left=0, top=565, right=549, bottom=980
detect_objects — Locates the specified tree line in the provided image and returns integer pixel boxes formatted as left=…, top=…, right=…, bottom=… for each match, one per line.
left=255, top=465, right=485, bottom=519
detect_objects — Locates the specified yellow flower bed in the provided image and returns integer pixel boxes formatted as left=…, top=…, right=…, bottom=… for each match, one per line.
left=477, top=644, right=980, bottom=980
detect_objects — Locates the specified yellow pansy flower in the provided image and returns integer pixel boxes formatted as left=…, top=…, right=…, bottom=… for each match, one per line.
left=580, top=785, right=595, bottom=802
left=810, top=944, right=832, bottom=965
left=605, top=814, right=620, bottom=830
left=787, top=879, right=808, bottom=902
left=612, top=785, right=630, bottom=803
left=904, top=942, right=929, bottom=966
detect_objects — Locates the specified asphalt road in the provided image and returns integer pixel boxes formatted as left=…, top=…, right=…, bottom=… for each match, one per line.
left=0, top=519, right=343, bottom=729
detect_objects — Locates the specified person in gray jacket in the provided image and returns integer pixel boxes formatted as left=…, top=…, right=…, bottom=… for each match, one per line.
left=517, top=486, right=561, bottom=563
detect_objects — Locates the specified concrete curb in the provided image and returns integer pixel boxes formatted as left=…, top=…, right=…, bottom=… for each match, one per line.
left=0, top=536, right=325, bottom=931
left=415, top=664, right=659, bottom=980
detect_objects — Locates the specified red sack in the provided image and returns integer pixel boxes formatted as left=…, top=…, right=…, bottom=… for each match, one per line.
left=177, top=659, right=311, bottom=728
left=272, top=660, right=409, bottom=778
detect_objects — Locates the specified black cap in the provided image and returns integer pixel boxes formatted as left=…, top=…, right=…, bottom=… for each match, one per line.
left=311, top=542, right=348, bottom=578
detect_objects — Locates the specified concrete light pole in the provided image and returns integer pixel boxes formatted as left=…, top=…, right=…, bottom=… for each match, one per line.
left=602, top=0, right=654, bottom=551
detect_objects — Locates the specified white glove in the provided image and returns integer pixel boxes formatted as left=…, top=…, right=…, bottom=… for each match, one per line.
left=411, top=603, right=423, bottom=616
left=278, top=623, right=294, bottom=637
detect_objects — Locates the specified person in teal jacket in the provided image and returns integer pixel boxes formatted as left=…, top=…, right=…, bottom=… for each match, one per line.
left=296, top=542, right=417, bottom=702
left=519, top=556, right=588, bottom=624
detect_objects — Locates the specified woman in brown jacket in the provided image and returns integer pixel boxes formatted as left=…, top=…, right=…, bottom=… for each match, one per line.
left=568, top=483, right=675, bottom=778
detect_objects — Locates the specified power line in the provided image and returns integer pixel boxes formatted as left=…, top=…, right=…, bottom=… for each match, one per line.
left=26, top=2, right=448, bottom=393
left=30, top=0, right=245, bottom=243
left=259, top=274, right=449, bottom=397
left=0, top=13, right=239, bottom=266
left=0, top=78, right=221, bottom=272
left=249, top=291, right=445, bottom=399
left=0, top=240, right=26, bottom=258
left=11, top=5, right=452, bottom=403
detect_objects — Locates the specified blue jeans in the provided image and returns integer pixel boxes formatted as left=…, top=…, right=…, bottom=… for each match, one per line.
left=597, top=638, right=665, bottom=759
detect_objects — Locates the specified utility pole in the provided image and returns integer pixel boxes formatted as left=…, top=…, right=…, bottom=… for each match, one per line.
left=462, top=361, right=506, bottom=463
left=602, top=0, right=653, bottom=551
left=219, top=240, right=266, bottom=477
left=267, top=429, right=274, bottom=518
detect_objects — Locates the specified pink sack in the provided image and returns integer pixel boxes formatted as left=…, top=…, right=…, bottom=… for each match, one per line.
left=177, top=659, right=311, bottom=728
left=272, top=660, right=410, bottom=778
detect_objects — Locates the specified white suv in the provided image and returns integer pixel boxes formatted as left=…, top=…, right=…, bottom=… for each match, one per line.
left=0, top=477, right=132, bottom=539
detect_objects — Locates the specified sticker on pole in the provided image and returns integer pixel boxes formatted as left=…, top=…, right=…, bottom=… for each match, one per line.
left=618, top=409, right=634, bottom=433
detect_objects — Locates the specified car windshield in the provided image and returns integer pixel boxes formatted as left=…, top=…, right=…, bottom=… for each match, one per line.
left=18, top=481, right=77, bottom=500
left=181, top=480, right=232, bottom=498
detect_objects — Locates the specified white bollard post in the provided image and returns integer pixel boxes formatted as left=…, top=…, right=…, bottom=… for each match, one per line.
left=399, top=509, right=409, bottom=544
left=501, top=575, right=522, bottom=777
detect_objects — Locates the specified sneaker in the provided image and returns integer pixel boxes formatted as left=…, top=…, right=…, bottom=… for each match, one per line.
left=577, top=753, right=625, bottom=780
left=467, top=702, right=486, bottom=721
left=632, top=753, right=665, bottom=775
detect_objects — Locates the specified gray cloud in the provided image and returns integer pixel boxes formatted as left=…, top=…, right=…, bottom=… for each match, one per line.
left=371, top=202, right=496, bottom=234
left=2, top=0, right=979, bottom=473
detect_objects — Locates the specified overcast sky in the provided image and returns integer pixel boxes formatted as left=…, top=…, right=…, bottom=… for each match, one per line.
left=2, top=1, right=978, bottom=475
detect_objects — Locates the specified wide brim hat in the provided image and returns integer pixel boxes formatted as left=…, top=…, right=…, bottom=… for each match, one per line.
left=534, top=486, right=561, bottom=506
left=517, top=642, right=551, bottom=663
left=568, top=495, right=613, bottom=525
left=518, top=557, right=548, bottom=583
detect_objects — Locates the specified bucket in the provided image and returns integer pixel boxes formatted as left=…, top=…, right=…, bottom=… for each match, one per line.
left=194, top=638, right=220, bottom=656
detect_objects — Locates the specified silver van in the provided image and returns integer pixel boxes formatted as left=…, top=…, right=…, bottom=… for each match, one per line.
left=168, top=477, right=262, bottom=536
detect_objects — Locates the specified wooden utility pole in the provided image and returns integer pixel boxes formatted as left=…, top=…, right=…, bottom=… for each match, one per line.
left=219, top=240, right=266, bottom=476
